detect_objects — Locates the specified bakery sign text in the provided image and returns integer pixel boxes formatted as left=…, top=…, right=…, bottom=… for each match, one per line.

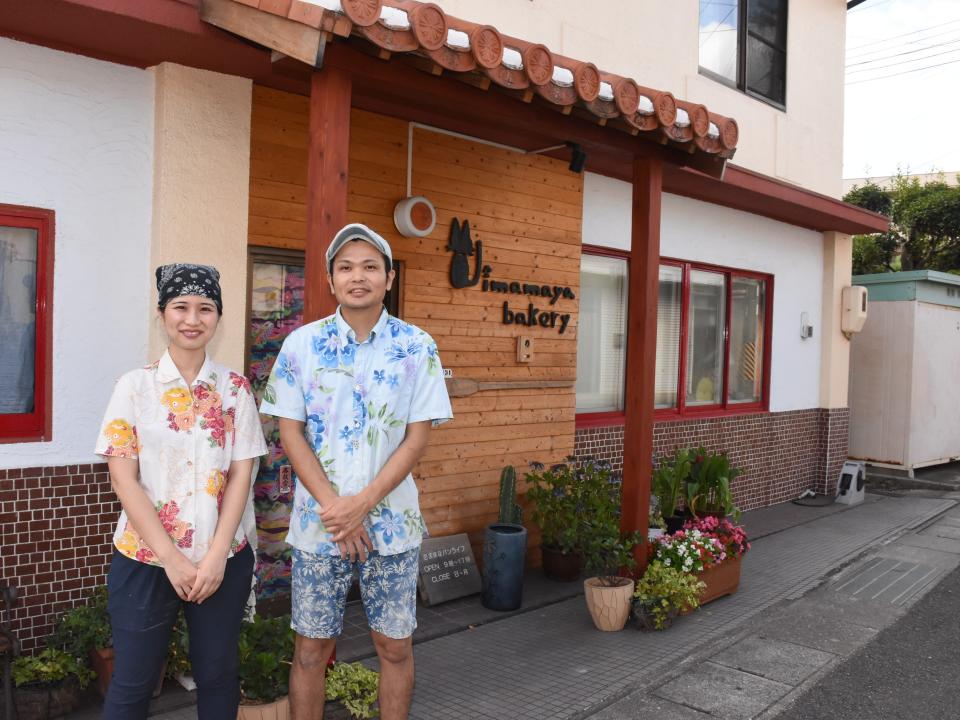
left=446, top=218, right=574, bottom=334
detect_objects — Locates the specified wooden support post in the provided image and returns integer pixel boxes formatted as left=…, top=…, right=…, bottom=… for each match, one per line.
left=622, top=156, right=663, bottom=571
left=304, top=66, right=351, bottom=323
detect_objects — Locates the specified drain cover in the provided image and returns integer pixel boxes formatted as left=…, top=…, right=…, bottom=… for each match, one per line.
left=832, top=557, right=945, bottom=606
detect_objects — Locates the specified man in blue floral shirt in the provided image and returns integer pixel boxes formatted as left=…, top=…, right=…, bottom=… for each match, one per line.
left=260, top=223, right=452, bottom=720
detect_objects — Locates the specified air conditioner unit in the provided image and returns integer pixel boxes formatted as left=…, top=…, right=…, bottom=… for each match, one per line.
left=836, top=461, right=866, bottom=505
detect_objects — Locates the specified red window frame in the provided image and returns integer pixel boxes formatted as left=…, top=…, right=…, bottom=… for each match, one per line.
left=0, top=205, right=54, bottom=443
left=576, top=245, right=630, bottom=429
left=656, top=257, right=773, bottom=420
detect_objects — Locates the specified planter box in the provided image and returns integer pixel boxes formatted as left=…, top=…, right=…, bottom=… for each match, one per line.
left=697, top=555, right=742, bottom=605
left=14, top=678, right=83, bottom=720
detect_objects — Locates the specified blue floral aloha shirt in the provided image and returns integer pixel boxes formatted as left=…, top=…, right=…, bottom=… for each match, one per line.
left=259, top=308, right=452, bottom=557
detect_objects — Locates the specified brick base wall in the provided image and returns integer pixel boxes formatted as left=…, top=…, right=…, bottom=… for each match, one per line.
left=0, top=463, right=118, bottom=653
left=819, top=407, right=850, bottom=497
left=574, top=408, right=851, bottom=512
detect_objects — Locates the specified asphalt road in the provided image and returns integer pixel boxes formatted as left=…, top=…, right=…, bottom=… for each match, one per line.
left=775, top=562, right=960, bottom=720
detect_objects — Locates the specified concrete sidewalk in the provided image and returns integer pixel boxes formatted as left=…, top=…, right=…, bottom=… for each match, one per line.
left=85, top=492, right=957, bottom=720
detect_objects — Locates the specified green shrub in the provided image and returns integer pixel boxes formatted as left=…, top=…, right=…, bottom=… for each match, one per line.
left=13, top=648, right=94, bottom=689
left=326, top=661, right=380, bottom=719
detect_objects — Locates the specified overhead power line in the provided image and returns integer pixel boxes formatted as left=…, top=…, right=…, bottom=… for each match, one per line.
left=846, top=45, right=960, bottom=75
left=846, top=55, right=960, bottom=85
left=846, top=18, right=960, bottom=53
left=846, top=36, right=960, bottom=67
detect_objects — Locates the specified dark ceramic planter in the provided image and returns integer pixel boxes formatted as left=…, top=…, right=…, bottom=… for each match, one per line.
left=664, top=514, right=687, bottom=534
left=631, top=598, right=678, bottom=632
left=540, top=544, right=584, bottom=582
left=482, top=523, right=528, bottom=611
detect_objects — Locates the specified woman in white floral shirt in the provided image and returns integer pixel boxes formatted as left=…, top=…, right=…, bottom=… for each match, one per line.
left=95, top=264, right=266, bottom=720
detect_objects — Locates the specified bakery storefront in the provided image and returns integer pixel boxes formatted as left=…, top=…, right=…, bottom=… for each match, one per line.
left=214, top=0, right=887, bottom=596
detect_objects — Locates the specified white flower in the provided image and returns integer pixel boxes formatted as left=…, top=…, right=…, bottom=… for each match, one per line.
left=664, top=558, right=671, bottom=566
left=678, top=545, right=687, bottom=556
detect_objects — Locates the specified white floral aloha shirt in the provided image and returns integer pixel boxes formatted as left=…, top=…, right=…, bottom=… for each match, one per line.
left=259, top=308, right=452, bottom=557
left=94, top=351, right=268, bottom=566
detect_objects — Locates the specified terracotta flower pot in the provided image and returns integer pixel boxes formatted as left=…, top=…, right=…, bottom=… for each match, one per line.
left=540, top=545, right=583, bottom=582
left=583, top=577, right=635, bottom=631
left=238, top=695, right=290, bottom=720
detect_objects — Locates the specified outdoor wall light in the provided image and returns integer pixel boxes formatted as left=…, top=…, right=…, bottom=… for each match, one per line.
left=527, top=140, right=587, bottom=173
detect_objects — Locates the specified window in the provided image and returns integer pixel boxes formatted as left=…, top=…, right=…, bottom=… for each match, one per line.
left=699, top=0, right=788, bottom=108
left=0, top=205, right=54, bottom=443
left=576, top=250, right=628, bottom=417
left=657, top=259, right=771, bottom=415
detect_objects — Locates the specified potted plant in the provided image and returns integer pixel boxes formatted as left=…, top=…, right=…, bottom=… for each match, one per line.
left=237, top=614, right=294, bottom=720
left=482, top=465, right=528, bottom=611
left=632, top=561, right=705, bottom=631
left=525, top=457, right=608, bottom=581
left=49, top=586, right=113, bottom=698
left=12, top=647, right=94, bottom=720
left=578, top=469, right=644, bottom=632
left=652, top=448, right=694, bottom=533
left=683, top=515, right=751, bottom=604
left=685, top=447, right=744, bottom=521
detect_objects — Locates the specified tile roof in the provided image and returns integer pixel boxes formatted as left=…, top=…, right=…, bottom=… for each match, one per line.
left=227, top=0, right=739, bottom=159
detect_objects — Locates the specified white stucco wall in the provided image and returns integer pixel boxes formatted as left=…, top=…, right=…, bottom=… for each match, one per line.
left=0, top=38, right=154, bottom=468
left=431, top=0, right=845, bottom=198
left=582, top=172, right=824, bottom=412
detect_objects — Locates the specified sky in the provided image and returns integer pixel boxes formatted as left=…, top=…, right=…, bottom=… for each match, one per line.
left=844, top=0, right=960, bottom=179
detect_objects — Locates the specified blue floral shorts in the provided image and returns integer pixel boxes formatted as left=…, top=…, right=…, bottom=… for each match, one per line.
left=291, top=547, right=420, bottom=640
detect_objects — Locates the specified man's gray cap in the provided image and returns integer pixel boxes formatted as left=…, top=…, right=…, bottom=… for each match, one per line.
left=326, top=223, right=393, bottom=273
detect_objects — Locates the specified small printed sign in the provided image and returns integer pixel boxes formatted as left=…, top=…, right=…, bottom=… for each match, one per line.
left=443, top=368, right=452, bottom=379
left=417, top=533, right=480, bottom=605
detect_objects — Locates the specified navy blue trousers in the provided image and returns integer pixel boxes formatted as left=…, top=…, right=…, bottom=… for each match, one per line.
left=103, top=545, right=254, bottom=720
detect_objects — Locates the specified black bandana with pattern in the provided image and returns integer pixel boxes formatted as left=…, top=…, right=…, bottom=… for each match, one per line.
left=155, top=264, right=223, bottom=313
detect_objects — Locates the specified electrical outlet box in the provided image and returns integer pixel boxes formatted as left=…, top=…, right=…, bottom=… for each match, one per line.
left=841, top=286, right=868, bottom=335
left=517, top=336, right=534, bottom=363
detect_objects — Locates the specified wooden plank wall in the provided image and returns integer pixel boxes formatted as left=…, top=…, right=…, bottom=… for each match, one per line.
left=248, top=85, right=582, bottom=559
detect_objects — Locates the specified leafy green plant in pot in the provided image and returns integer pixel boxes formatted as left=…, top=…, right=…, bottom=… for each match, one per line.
left=653, top=448, right=694, bottom=533
left=632, top=561, right=705, bottom=631
left=685, top=447, right=744, bottom=521
left=49, top=586, right=116, bottom=698
left=237, top=614, right=294, bottom=718
left=525, top=457, right=609, bottom=581
left=12, top=647, right=94, bottom=720
left=578, top=469, right=644, bottom=632
left=482, top=465, right=528, bottom=611
left=236, top=614, right=380, bottom=720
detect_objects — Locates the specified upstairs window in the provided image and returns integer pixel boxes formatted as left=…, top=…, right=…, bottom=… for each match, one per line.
left=699, top=0, right=788, bottom=108
left=0, top=205, right=54, bottom=443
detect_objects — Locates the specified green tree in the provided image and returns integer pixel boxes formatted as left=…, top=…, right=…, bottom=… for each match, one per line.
left=844, top=174, right=960, bottom=275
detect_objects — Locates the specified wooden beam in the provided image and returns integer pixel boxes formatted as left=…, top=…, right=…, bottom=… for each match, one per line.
left=622, top=156, right=662, bottom=571
left=304, top=67, right=351, bottom=322
left=200, top=0, right=324, bottom=67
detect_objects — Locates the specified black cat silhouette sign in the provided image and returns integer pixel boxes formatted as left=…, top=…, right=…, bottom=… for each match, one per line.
left=445, top=217, right=574, bottom=334
left=447, top=218, right=482, bottom=289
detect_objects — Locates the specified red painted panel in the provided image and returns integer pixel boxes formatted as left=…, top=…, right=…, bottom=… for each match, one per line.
left=0, top=205, right=54, bottom=443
